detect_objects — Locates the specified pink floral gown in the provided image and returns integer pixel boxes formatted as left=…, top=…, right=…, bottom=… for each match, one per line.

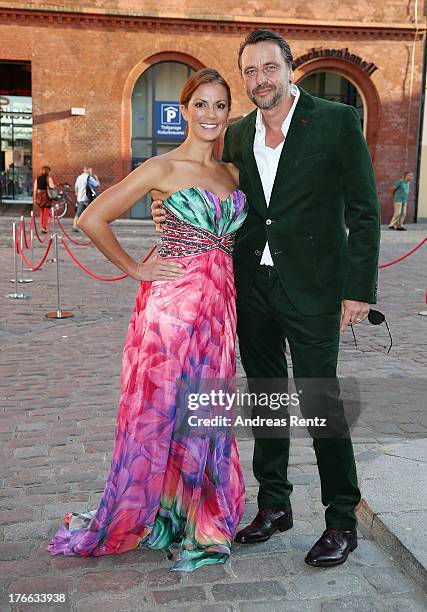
left=48, top=187, right=248, bottom=571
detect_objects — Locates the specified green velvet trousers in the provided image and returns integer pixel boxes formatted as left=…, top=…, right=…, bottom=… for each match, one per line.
left=236, top=266, right=361, bottom=530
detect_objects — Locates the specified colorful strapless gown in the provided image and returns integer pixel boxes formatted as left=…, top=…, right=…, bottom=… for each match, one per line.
left=47, top=187, right=248, bottom=571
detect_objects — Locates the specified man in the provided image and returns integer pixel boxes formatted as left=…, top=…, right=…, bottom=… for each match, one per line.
left=388, top=171, right=413, bottom=231
left=153, top=30, right=380, bottom=567
left=73, top=166, right=100, bottom=232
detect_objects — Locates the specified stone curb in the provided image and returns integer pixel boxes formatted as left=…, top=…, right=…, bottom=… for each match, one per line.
left=358, top=498, right=427, bottom=593
left=357, top=441, right=427, bottom=594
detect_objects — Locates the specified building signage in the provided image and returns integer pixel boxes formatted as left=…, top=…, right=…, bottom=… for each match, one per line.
left=155, top=101, right=186, bottom=140
left=294, top=48, right=378, bottom=76
left=0, top=95, right=32, bottom=142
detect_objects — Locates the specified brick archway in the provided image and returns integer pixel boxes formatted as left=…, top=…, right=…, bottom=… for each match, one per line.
left=143, top=51, right=204, bottom=72
left=294, top=58, right=381, bottom=161
left=121, top=51, right=206, bottom=175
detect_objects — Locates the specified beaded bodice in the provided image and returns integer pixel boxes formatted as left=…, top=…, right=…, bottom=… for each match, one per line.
left=157, top=187, right=248, bottom=259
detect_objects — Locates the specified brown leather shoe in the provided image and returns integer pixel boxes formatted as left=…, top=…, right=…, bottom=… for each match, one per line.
left=234, top=508, right=293, bottom=544
left=304, top=528, right=357, bottom=567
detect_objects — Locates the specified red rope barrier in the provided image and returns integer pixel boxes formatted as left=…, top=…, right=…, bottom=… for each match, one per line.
left=19, top=209, right=427, bottom=276
left=16, top=233, right=53, bottom=270
left=60, top=236, right=157, bottom=282
left=20, top=217, right=31, bottom=249
left=31, top=211, right=52, bottom=244
left=378, top=237, right=426, bottom=269
left=60, top=237, right=128, bottom=281
left=53, top=212, right=93, bottom=247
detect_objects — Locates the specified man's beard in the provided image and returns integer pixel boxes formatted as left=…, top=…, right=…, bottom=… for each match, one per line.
left=249, top=82, right=288, bottom=110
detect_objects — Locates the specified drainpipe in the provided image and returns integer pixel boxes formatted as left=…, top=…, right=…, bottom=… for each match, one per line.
left=414, top=3, right=427, bottom=222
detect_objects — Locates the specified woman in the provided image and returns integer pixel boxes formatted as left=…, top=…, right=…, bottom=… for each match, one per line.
left=47, top=69, right=247, bottom=571
left=33, top=165, right=55, bottom=233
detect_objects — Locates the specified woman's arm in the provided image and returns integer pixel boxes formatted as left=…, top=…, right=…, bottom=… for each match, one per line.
left=78, top=158, right=184, bottom=281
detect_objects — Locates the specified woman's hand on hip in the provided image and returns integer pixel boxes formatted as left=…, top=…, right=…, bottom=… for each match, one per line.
left=130, top=257, right=185, bottom=281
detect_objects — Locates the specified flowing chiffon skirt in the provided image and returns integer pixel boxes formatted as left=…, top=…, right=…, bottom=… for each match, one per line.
left=48, top=247, right=245, bottom=571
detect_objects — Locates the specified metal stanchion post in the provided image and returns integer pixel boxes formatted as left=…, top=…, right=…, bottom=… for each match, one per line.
left=47, top=209, right=55, bottom=263
left=45, top=234, right=73, bottom=319
left=418, top=289, right=427, bottom=316
left=6, top=222, right=30, bottom=300
left=47, top=209, right=63, bottom=263
left=9, top=222, right=17, bottom=284
left=18, top=216, right=33, bottom=283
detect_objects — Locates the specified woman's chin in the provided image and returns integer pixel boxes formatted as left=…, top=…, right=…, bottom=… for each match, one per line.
left=190, top=127, right=223, bottom=141
left=202, top=133, right=222, bottom=143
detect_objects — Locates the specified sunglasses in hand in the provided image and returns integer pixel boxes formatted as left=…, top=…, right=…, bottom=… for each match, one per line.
left=350, top=309, right=393, bottom=354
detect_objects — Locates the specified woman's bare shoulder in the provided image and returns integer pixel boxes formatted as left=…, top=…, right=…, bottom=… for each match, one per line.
left=138, top=155, right=174, bottom=175
left=143, top=154, right=186, bottom=198
left=130, top=155, right=175, bottom=190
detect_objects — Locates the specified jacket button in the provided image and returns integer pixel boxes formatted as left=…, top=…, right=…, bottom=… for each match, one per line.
left=266, top=219, right=272, bottom=225
left=255, top=250, right=261, bottom=256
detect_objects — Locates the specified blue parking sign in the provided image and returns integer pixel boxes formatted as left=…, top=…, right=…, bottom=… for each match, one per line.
left=155, top=101, right=186, bottom=140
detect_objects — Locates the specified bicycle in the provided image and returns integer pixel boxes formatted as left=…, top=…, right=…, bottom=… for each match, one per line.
left=51, top=183, right=74, bottom=218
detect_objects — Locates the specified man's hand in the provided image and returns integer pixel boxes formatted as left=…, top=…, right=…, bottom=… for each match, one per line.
left=340, top=300, right=369, bottom=333
left=151, top=200, right=166, bottom=232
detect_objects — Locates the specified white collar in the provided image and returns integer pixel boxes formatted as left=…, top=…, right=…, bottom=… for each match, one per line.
left=255, top=84, right=300, bottom=136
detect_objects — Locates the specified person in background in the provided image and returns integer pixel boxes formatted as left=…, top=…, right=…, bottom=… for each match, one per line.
left=73, top=166, right=100, bottom=232
left=388, top=171, right=413, bottom=231
left=33, top=165, right=55, bottom=233
left=0, top=171, right=6, bottom=198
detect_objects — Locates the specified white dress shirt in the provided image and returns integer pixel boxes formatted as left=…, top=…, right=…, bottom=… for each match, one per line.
left=253, top=84, right=300, bottom=265
left=75, top=172, right=100, bottom=203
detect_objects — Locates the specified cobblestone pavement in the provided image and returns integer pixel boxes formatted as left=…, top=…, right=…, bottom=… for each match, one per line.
left=0, top=217, right=426, bottom=612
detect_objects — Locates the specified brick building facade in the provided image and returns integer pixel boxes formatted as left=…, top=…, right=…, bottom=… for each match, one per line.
left=0, top=1, right=425, bottom=220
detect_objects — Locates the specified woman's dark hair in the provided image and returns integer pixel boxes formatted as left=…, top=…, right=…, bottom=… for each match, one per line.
left=238, top=29, right=294, bottom=71
left=180, top=68, right=231, bottom=109
left=40, top=166, right=51, bottom=175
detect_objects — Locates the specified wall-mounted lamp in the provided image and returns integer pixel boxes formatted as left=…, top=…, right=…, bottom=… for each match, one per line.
left=70, top=107, right=86, bottom=116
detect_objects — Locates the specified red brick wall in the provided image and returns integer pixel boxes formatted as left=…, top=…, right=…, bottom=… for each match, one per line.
left=2, top=0, right=417, bottom=24
left=0, top=4, right=424, bottom=221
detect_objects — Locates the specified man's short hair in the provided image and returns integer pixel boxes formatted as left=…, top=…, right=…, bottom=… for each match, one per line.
left=238, top=29, right=294, bottom=72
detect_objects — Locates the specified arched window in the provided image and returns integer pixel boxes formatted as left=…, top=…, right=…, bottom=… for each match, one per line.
left=130, top=61, right=194, bottom=218
left=298, top=71, right=365, bottom=128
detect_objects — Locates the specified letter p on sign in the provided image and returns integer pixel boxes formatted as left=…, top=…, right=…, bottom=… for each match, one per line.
left=163, top=105, right=179, bottom=124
